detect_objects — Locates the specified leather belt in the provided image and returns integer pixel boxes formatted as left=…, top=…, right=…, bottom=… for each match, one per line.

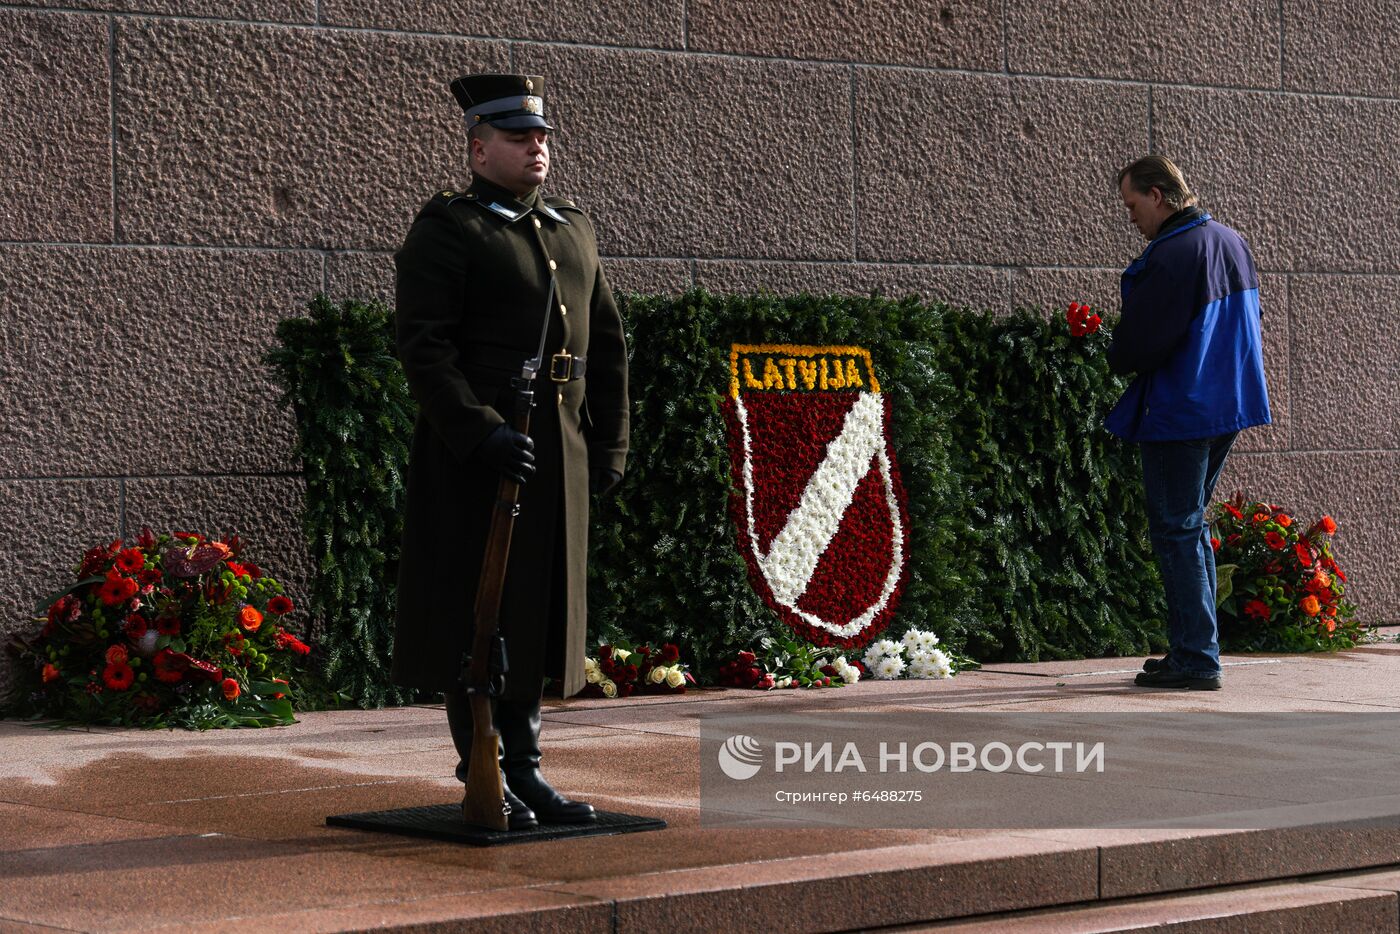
left=461, top=345, right=586, bottom=382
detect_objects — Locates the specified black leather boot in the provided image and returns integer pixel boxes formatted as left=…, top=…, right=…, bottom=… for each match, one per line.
left=497, top=698, right=596, bottom=823
left=444, top=690, right=537, bottom=830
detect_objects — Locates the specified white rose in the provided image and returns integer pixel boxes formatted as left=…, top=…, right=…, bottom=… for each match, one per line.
left=840, top=665, right=861, bottom=684
left=665, top=668, right=686, bottom=689
left=648, top=665, right=667, bottom=684
left=584, top=656, right=599, bottom=672
left=586, top=668, right=603, bottom=684
left=601, top=679, right=617, bottom=698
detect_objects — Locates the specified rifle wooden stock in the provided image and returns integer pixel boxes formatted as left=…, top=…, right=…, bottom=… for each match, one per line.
left=461, top=397, right=533, bottom=832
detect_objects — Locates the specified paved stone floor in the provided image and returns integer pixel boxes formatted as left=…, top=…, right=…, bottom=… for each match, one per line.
left=3, top=631, right=1400, bottom=932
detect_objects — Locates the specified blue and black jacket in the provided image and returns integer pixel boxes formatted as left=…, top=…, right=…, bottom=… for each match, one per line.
left=1104, top=208, right=1271, bottom=442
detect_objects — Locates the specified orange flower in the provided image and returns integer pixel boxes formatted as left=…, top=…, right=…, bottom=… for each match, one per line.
left=41, top=663, right=60, bottom=684
left=1252, top=512, right=1269, bottom=525
left=1275, top=513, right=1292, bottom=527
left=221, top=678, right=240, bottom=701
left=1299, top=594, right=1321, bottom=617
left=1326, top=618, right=1337, bottom=632
left=238, top=606, right=263, bottom=632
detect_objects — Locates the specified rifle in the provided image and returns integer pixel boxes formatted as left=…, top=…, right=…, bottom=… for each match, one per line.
left=460, top=277, right=557, bottom=831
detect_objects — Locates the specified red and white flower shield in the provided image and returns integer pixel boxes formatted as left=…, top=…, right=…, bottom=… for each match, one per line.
left=722, top=344, right=910, bottom=649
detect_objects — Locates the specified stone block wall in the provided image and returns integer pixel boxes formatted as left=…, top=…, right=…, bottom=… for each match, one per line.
left=3, top=2, right=1396, bottom=689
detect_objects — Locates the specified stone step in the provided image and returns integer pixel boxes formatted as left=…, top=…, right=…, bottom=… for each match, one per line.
left=907, top=877, right=1399, bottom=932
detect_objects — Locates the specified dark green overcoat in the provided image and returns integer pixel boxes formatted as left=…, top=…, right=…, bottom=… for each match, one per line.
left=391, top=175, right=628, bottom=701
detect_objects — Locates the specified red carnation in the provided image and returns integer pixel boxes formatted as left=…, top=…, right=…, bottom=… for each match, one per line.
left=737, top=650, right=757, bottom=666
left=221, top=678, right=241, bottom=701
left=1243, top=599, right=1271, bottom=621
left=660, top=643, right=680, bottom=663
left=1264, top=531, right=1286, bottom=550
left=1294, top=542, right=1314, bottom=568
left=103, top=662, right=135, bottom=691
left=273, top=631, right=311, bottom=656
left=138, top=568, right=163, bottom=586
left=79, top=540, right=122, bottom=577
left=115, top=548, right=145, bottom=573
left=47, top=595, right=81, bottom=627
left=267, top=595, right=294, bottom=616
left=124, top=615, right=148, bottom=639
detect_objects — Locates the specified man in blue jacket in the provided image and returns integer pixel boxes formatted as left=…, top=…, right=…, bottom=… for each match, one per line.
left=1106, top=155, right=1271, bottom=691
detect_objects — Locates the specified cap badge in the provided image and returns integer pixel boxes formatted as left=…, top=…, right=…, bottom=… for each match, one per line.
left=525, top=78, right=534, bottom=92
left=522, top=96, right=543, bottom=115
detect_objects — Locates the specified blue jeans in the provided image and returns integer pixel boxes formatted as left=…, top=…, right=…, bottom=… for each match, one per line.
left=1139, top=433, right=1237, bottom=679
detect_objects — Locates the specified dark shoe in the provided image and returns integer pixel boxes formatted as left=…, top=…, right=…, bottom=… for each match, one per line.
left=1134, top=668, right=1221, bottom=690
left=497, top=698, right=597, bottom=824
left=445, top=690, right=538, bottom=830
left=1142, top=655, right=1171, bottom=673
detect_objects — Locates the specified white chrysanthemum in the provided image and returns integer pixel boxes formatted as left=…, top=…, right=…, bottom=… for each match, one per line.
left=906, top=655, right=932, bottom=679
left=917, top=631, right=940, bottom=651
left=928, top=648, right=953, bottom=679
left=900, top=630, right=922, bottom=652
left=874, top=655, right=905, bottom=680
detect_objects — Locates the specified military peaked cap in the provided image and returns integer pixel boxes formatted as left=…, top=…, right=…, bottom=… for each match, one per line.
left=450, top=73, right=553, bottom=131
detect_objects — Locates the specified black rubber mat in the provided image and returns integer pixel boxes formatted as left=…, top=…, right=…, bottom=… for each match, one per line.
left=326, top=804, right=666, bottom=847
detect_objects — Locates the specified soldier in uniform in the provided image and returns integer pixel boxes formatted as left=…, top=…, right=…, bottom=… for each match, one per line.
left=391, top=73, right=628, bottom=829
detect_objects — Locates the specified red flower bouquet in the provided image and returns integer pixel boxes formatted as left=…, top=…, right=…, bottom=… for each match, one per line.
left=7, top=529, right=312, bottom=728
left=1212, top=493, right=1360, bottom=651
left=579, top=641, right=696, bottom=699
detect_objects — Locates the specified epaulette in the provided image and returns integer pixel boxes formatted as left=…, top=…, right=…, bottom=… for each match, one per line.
left=432, top=188, right=476, bottom=207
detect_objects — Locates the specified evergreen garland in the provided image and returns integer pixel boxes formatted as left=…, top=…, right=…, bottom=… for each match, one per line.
left=265, top=296, right=417, bottom=707
left=268, top=289, right=1167, bottom=701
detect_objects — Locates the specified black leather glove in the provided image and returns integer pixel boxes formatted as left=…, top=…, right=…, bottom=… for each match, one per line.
left=590, top=467, right=623, bottom=496
left=475, top=424, right=535, bottom=485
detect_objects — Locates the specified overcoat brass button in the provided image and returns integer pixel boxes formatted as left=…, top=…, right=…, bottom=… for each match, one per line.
left=560, top=304, right=567, bottom=316
left=533, top=218, right=541, bottom=229
left=548, top=259, right=557, bottom=271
